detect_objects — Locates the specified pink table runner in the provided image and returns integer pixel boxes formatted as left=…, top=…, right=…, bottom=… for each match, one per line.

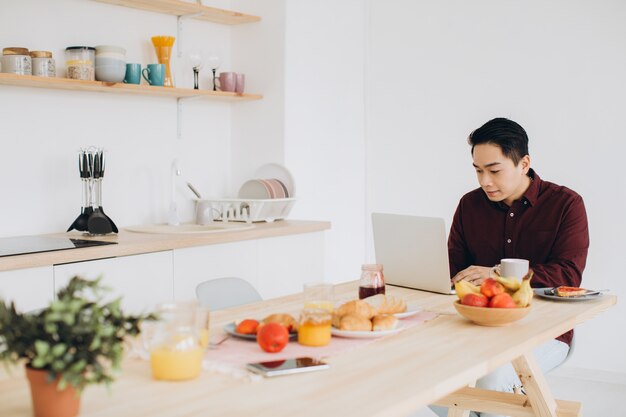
left=204, top=311, right=438, bottom=372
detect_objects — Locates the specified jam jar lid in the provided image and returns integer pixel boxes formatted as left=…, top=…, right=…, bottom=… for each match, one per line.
left=3, top=47, right=29, bottom=56
left=361, top=264, right=383, bottom=271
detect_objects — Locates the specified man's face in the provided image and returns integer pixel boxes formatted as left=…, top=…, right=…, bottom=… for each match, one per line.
left=472, top=143, right=530, bottom=206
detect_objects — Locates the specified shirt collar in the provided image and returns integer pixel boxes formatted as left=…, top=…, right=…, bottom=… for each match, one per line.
left=491, top=168, right=541, bottom=209
left=523, top=168, right=541, bottom=206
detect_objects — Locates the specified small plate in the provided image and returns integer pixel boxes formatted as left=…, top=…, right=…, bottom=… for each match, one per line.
left=533, top=288, right=604, bottom=302
left=223, top=322, right=298, bottom=341
left=255, top=163, right=296, bottom=198
left=394, top=303, right=421, bottom=319
left=331, top=325, right=404, bottom=339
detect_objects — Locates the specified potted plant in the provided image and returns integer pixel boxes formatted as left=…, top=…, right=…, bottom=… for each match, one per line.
left=0, top=276, right=154, bottom=417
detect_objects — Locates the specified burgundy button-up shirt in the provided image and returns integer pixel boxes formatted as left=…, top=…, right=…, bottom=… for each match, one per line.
left=448, top=169, right=589, bottom=345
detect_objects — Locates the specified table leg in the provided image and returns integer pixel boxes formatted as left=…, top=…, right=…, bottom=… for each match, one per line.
left=446, top=381, right=475, bottom=417
left=512, top=353, right=558, bottom=417
left=435, top=352, right=581, bottom=417
left=447, top=407, right=471, bottom=417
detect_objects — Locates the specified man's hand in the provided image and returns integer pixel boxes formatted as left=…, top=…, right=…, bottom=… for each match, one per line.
left=451, top=265, right=496, bottom=286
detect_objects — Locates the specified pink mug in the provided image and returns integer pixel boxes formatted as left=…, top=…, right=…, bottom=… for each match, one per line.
left=235, top=73, right=245, bottom=94
left=217, top=72, right=237, bottom=92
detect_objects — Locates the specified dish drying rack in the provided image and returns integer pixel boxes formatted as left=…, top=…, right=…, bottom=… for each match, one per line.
left=199, top=198, right=296, bottom=223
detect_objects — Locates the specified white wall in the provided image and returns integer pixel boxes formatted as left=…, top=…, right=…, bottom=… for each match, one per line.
left=230, top=0, right=286, bottom=193
left=366, top=0, right=626, bottom=373
left=0, top=0, right=234, bottom=236
left=232, top=0, right=367, bottom=285
left=283, top=0, right=367, bottom=284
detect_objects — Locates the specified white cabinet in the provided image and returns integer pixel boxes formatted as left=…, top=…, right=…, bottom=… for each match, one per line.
left=1, top=230, right=326, bottom=313
left=54, top=251, right=173, bottom=314
left=173, top=240, right=258, bottom=301
left=0, top=266, right=54, bottom=312
left=257, top=232, right=325, bottom=299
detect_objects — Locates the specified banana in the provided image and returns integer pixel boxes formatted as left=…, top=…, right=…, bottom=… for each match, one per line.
left=496, top=276, right=522, bottom=292
left=454, top=280, right=481, bottom=300
left=512, top=272, right=534, bottom=307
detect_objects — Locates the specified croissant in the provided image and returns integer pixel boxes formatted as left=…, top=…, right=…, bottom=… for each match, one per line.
left=338, top=314, right=372, bottom=331
left=334, top=300, right=378, bottom=319
left=372, top=315, right=398, bottom=331
left=363, top=294, right=407, bottom=315
left=262, top=313, right=297, bottom=332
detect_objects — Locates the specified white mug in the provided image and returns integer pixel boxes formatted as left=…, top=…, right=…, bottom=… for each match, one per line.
left=195, top=201, right=221, bottom=225
left=500, top=258, right=529, bottom=280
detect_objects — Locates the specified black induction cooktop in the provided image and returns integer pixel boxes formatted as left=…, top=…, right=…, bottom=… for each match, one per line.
left=0, top=236, right=117, bottom=258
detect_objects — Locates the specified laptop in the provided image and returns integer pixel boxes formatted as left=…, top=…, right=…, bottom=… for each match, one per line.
left=372, top=213, right=454, bottom=294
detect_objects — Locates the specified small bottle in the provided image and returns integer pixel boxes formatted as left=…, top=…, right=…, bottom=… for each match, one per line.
left=358, top=264, right=385, bottom=299
left=30, top=51, right=56, bottom=77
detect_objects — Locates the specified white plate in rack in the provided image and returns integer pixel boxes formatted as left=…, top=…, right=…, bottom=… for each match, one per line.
left=255, top=163, right=296, bottom=198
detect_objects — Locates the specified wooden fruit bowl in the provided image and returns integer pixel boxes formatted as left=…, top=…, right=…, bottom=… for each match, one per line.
left=453, top=301, right=532, bottom=327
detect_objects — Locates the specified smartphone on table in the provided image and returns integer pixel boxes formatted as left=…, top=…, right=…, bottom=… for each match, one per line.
left=246, top=357, right=329, bottom=377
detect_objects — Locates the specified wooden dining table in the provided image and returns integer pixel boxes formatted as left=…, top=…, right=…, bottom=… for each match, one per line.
left=0, top=281, right=616, bottom=417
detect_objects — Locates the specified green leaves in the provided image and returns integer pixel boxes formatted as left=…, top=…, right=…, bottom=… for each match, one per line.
left=34, top=340, right=50, bottom=357
left=0, top=275, right=155, bottom=392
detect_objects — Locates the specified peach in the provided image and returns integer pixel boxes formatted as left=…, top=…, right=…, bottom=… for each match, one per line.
left=461, top=293, right=489, bottom=307
left=488, top=293, right=517, bottom=308
left=480, top=278, right=505, bottom=298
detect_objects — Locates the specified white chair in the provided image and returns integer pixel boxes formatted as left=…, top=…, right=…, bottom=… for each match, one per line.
left=195, top=277, right=262, bottom=311
left=555, top=334, right=576, bottom=369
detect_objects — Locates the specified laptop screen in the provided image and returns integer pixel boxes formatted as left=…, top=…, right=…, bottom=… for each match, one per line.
left=372, top=213, right=453, bottom=294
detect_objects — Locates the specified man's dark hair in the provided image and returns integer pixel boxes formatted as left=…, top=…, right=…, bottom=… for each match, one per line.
left=468, top=118, right=529, bottom=165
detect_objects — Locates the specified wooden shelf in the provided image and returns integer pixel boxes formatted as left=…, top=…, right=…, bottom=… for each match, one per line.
left=94, top=0, right=261, bottom=25
left=0, top=73, right=263, bottom=101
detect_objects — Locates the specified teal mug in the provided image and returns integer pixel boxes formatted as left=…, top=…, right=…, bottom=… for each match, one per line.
left=124, top=63, right=141, bottom=84
left=142, top=64, right=165, bottom=86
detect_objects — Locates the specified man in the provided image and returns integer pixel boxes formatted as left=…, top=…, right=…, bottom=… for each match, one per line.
left=432, top=118, right=589, bottom=417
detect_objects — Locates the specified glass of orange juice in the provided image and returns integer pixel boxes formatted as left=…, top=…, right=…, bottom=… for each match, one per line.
left=196, top=305, right=210, bottom=350
left=303, top=282, right=334, bottom=312
left=148, top=301, right=203, bottom=381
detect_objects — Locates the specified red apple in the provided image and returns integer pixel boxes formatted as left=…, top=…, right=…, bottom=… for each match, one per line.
left=461, top=293, right=489, bottom=307
left=488, top=293, right=517, bottom=308
left=481, top=278, right=505, bottom=298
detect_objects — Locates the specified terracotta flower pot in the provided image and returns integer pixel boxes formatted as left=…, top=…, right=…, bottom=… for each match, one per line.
left=25, top=367, right=81, bottom=417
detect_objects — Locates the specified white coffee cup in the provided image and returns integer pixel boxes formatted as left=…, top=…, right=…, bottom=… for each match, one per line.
left=500, top=258, right=529, bottom=280
left=195, top=201, right=221, bottom=225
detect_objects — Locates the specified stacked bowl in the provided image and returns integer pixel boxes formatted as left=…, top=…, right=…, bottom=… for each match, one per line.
left=95, top=45, right=126, bottom=83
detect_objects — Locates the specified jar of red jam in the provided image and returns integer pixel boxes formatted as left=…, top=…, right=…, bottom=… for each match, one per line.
left=358, top=264, right=385, bottom=299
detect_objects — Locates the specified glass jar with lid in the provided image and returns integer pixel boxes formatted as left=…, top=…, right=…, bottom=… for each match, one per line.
left=298, top=308, right=331, bottom=347
left=65, top=46, right=95, bottom=80
left=358, top=264, right=385, bottom=299
left=30, top=51, right=56, bottom=77
left=1, top=47, right=32, bottom=75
